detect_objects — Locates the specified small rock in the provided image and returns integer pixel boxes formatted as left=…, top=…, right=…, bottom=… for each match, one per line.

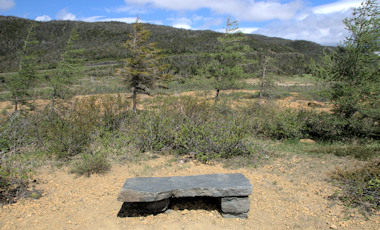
left=300, top=139, right=316, bottom=144
left=330, top=224, right=338, bottom=229
left=30, top=191, right=42, bottom=199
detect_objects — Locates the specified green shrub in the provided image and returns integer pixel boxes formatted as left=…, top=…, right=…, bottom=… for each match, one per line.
left=0, top=150, right=39, bottom=203
left=243, top=103, right=306, bottom=139
left=39, top=97, right=113, bottom=158
left=39, top=110, right=95, bottom=158
left=330, top=159, right=380, bottom=212
left=0, top=113, right=37, bottom=152
left=302, top=110, right=379, bottom=140
left=70, top=153, right=111, bottom=177
left=121, top=97, right=252, bottom=161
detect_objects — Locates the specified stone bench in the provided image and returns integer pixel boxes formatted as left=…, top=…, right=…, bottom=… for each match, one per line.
left=117, top=173, right=252, bottom=218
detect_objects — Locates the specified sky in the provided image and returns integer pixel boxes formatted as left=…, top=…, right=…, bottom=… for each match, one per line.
left=0, top=0, right=365, bottom=45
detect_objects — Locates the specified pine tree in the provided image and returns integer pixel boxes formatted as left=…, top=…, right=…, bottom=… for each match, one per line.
left=5, top=22, right=38, bottom=111
left=118, top=17, right=166, bottom=112
left=206, top=17, right=249, bottom=99
left=49, top=25, right=83, bottom=110
left=314, top=0, right=379, bottom=120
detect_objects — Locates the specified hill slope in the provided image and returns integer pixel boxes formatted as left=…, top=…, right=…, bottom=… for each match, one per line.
left=0, top=16, right=326, bottom=75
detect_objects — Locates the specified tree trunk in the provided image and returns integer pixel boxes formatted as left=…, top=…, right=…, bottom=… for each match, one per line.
left=51, top=93, right=56, bottom=113
left=215, top=88, right=220, bottom=100
left=132, top=87, right=137, bottom=113
left=258, top=57, right=269, bottom=105
left=14, top=97, right=18, bottom=111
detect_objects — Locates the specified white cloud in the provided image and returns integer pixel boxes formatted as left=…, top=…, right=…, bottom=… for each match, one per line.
left=190, top=15, right=223, bottom=29
left=35, top=15, right=52, bottom=22
left=0, top=0, right=15, bottom=11
left=168, top=17, right=192, bottom=29
left=78, top=16, right=162, bottom=25
left=81, top=16, right=105, bottom=22
left=250, top=0, right=364, bottom=45
left=256, top=10, right=352, bottom=45
left=237, top=0, right=304, bottom=21
left=100, top=17, right=137, bottom=23
left=313, top=0, right=362, bottom=14
left=56, top=8, right=76, bottom=21
left=124, top=0, right=304, bottom=21
left=239, top=27, right=259, bottom=34
left=173, top=24, right=192, bottom=29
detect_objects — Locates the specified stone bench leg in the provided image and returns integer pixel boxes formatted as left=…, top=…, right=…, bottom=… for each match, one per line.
left=220, top=196, right=250, bottom=219
left=117, top=198, right=170, bottom=217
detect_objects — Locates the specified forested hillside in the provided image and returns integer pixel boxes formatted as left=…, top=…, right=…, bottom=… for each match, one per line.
left=0, top=16, right=326, bottom=76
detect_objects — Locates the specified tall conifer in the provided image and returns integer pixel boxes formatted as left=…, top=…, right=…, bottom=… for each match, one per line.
left=207, top=17, right=248, bottom=99
left=49, top=25, right=83, bottom=111
left=5, top=22, right=38, bottom=111
left=118, top=17, right=166, bottom=112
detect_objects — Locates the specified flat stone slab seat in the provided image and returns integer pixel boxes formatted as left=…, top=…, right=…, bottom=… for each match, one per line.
left=117, top=173, right=252, bottom=218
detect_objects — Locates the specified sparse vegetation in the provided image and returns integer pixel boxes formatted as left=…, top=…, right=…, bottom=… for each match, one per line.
left=0, top=4, right=379, bottom=218
left=330, top=159, right=380, bottom=212
left=309, top=144, right=379, bottom=160
left=70, top=153, right=111, bottom=177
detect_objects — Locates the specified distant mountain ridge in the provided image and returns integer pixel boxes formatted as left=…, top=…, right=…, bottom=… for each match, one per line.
left=0, top=16, right=327, bottom=75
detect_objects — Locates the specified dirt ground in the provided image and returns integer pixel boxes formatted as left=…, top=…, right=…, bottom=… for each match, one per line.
left=1, top=154, right=379, bottom=230
left=0, top=88, right=332, bottom=115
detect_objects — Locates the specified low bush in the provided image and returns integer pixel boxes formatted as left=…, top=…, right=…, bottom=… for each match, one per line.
left=0, top=149, right=41, bottom=204
left=38, top=95, right=128, bottom=158
left=1, top=92, right=377, bottom=203
left=302, top=110, right=379, bottom=140
left=0, top=113, right=37, bottom=153
left=330, top=159, right=380, bottom=212
left=70, top=153, right=111, bottom=177
left=122, top=97, right=252, bottom=161
left=242, top=103, right=306, bottom=139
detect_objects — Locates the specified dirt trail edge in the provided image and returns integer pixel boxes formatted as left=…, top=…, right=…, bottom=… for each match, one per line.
left=1, top=155, right=379, bottom=230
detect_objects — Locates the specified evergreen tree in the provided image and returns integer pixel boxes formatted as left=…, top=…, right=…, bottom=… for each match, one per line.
left=49, top=25, right=83, bottom=110
left=118, top=17, right=166, bottom=112
left=206, top=17, right=249, bottom=99
left=314, top=0, right=379, bottom=120
left=5, top=22, right=38, bottom=111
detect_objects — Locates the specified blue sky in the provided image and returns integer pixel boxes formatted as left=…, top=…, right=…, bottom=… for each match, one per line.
left=0, top=0, right=364, bottom=45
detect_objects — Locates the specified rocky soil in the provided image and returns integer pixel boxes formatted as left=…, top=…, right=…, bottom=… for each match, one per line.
left=1, top=153, right=379, bottom=230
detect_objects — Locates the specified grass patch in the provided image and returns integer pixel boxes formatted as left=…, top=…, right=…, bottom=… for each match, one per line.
left=219, top=92, right=256, bottom=100
left=272, top=140, right=380, bottom=160
left=167, top=75, right=215, bottom=92
left=309, top=144, right=380, bottom=160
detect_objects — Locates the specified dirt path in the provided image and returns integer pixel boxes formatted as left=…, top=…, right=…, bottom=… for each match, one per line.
left=1, top=154, right=378, bottom=230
